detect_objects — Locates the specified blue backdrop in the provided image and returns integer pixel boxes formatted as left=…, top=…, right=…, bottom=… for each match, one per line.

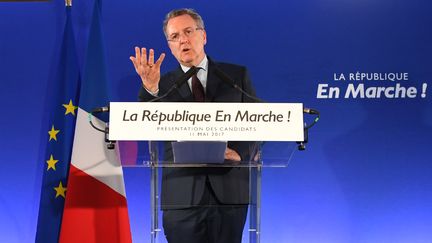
left=1, top=0, right=431, bottom=242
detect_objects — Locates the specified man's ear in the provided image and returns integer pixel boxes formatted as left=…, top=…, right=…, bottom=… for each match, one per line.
left=202, top=30, right=207, bottom=45
left=168, top=42, right=175, bottom=56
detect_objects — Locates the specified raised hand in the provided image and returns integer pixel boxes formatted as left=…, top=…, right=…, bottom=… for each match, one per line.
left=130, top=47, right=166, bottom=92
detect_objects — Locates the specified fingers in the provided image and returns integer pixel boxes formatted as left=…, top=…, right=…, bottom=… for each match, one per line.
left=148, top=49, right=154, bottom=65
left=155, top=53, right=166, bottom=68
left=225, top=148, right=241, bottom=161
left=135, top=46, right=141, bottom=63
left=130, top=47, right=143, bottom=70
left=129, top=56, right=137, bottom=70
left=130, top=46, right=140, bottom=69
left=141, top=47, right=147, bottom=66
left=130, top=47, right=165, bottom=70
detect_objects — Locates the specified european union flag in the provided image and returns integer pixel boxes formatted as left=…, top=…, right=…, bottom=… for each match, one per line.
left=35, top=6, right=81, bottom=243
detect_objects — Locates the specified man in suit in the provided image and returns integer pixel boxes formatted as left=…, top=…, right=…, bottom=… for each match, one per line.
left=130, top=8, right=256, bottom=243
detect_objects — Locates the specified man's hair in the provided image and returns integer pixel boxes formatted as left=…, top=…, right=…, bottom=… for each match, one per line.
left=163, top=8, right=205, bottom=38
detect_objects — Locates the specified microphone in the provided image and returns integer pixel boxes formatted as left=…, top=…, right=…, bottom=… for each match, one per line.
left=92, top=105, right=109, bottom=113
left=89, top=104, right=115, bottom=149
left=214, top=67, right=263, bottom=102
left=303, top=107, right=319, bottom=115
left=174, top=66, right=201, bottom=87
left=149, top=66, right=201, bottom=102
left=214, top=66, right=320, bottom=115
left=215, top=66, right=320, bottom=150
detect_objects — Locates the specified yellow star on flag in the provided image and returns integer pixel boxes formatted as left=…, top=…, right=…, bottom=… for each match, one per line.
left=63, top=99, right=78, bottom=116
left=48, top=125, right=60, bottom=141
left=54, top=181, right=67, bottom=198
left=46, top=154, right=59, bottom=171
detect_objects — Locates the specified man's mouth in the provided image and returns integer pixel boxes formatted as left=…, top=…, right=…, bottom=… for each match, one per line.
left=182, top=48, right=191, bottom=53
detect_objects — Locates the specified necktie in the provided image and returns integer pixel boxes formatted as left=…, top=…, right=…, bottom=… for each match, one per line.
left=192, top=74, right=205, bottom=102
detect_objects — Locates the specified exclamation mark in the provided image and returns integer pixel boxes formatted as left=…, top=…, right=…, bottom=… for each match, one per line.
left=421, top=83, right=427, bottom=98
left=287, top=111, right=291, bottom=122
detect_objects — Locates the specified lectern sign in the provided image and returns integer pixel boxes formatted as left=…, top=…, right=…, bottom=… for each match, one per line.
left=108, top=102, right=304, bottom=141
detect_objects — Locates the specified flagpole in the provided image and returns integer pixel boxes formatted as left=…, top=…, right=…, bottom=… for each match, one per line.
left=65, top=0, right=72, bottom=7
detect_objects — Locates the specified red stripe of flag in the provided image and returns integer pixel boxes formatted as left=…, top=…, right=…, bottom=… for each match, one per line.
left=60, top=165, right=132, bottom=243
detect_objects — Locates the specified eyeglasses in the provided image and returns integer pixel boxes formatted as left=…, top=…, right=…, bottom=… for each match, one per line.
left=167, top=27, right=203, bottom=42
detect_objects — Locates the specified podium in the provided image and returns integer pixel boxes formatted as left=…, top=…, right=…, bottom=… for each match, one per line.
left=108, top=102, right=305, bottom=243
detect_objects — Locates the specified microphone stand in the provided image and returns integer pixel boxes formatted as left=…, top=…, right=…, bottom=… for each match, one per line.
left=214, top=66, right=320, bottom=151
left=89, top=107, right=116, bottom=150
left=88, top=66, right=201, bottom=149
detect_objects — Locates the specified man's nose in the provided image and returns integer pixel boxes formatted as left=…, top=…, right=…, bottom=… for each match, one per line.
left=179, top=33, right=189, bottom=43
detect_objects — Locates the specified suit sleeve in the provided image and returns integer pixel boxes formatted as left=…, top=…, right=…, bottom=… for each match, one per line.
left=138, top=86, right=156, bottom=101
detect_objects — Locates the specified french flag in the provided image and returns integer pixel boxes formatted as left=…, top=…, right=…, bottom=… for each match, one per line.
left=59, top=1, right=132, bottom=242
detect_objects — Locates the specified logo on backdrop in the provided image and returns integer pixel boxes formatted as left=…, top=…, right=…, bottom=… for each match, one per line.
left=316, top=72, right=428, bottom=99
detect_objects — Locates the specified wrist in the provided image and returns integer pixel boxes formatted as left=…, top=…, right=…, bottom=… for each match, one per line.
left=143, top=82, right=158, bottom=92
left=145, top=86, right=158, bottom=93
left=143, top=84, right=159, bottom=96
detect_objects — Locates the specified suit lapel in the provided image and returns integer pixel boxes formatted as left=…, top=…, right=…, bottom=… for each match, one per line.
left=170, top=58, right=225, bottom=102
left=205, top=59, right=224, bottom=102
left=172, top=67, right=194, bottom=101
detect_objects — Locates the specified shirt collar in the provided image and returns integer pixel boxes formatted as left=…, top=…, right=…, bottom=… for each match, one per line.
left=180, top=55, right=208, bottom=73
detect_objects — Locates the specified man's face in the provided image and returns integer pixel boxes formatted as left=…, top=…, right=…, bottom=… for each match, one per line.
left=166, top=14, right=207, bottom=67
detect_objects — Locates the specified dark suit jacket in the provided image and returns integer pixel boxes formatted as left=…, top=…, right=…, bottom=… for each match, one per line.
left=138, top=57, right=256, bottom=209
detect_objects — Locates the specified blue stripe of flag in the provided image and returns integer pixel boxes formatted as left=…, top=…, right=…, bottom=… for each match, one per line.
left=35, top=7, right=81, bottom=243
left=78, top=0, right=110, bottom=122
